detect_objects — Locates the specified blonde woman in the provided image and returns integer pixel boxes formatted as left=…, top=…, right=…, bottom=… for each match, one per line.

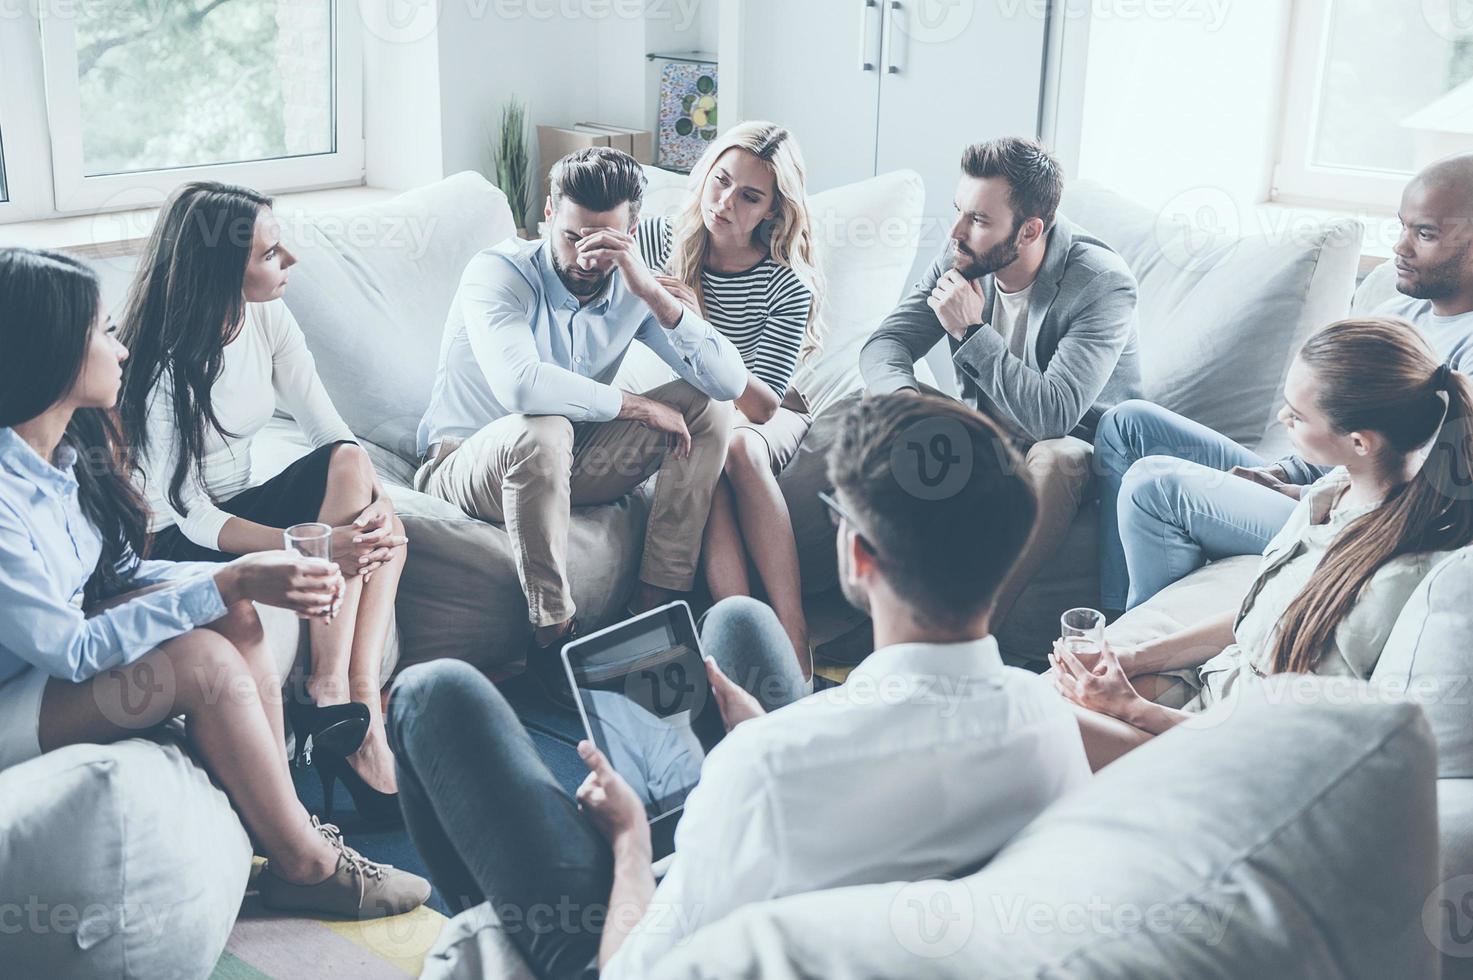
left=637, top=122, right=825, bottom=681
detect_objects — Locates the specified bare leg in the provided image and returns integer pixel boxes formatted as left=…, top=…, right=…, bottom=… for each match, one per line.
left=701, top=478, right=754, bottom=600
left=37, top=622, right=339, bottom=884
left=205, top=600, right=287, bottom=758
left=344, top=515, right=406, bottom=794
left=1071, top=703, right=1154, bottom=772
left=308, top=443, right=378, bottom=706
left=723, top=431, right=810, bottom=676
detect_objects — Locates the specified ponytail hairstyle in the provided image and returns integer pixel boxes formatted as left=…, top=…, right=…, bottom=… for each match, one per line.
left=117, top=181, right=272, bottom=516
left=0, top=248, right=150, bottom=603
left=666, top=121, right=828, bottom=362
left=1269, top=316, right=1473, bottom=674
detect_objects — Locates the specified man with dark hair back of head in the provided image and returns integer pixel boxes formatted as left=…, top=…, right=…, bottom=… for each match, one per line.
left=1093, top=152, right=1473, bottom=616
left=415, top=146, right=749, bottom=692
left=859, top=135, right=1142, bottom=633
left=388, top=391, right=1088, bottom=980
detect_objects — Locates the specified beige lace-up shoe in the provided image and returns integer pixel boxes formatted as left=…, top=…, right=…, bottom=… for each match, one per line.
left=259, top=817, right=431, bottom=919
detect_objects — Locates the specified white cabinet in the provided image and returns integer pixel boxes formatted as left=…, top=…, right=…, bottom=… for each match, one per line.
left=737, top=0, right=1050, bottom=271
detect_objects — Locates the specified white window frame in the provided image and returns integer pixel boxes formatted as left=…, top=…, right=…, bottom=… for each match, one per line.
left=1274, top=0, right=1460, bottom=211
left=0, top=0, right=363, bottom=222
left=0, top=11, right=56, bottom=224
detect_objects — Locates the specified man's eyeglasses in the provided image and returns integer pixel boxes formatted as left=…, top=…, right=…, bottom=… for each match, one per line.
left=818, top=490, right=876, bottom=553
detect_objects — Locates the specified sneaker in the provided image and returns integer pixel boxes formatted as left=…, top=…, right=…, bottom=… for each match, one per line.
left=259, top=817, right=430, bottom=920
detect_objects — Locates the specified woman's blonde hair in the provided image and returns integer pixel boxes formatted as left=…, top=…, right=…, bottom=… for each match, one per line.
left=665, top=121, right=827, bottom=362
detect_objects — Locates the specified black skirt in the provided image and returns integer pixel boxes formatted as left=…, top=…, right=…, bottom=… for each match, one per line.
left=148, top=441, right=355, bottom=563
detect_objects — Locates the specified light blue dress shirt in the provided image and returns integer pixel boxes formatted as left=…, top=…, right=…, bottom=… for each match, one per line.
left=0, top=427, right=228, bottom=686
left=416, top=237, right=749, bottom=457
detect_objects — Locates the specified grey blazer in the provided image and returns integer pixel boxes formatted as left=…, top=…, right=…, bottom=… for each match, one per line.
left=859, top=216, right=1142, bottom=442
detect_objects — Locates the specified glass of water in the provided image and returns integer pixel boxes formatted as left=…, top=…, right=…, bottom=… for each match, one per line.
left=284, top=522, right=333, bottom=565
left=1060, top=607, right=1107, bottom=671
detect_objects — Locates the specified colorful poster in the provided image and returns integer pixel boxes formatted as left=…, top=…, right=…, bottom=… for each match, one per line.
left=657, top=62, right=718, bottom=173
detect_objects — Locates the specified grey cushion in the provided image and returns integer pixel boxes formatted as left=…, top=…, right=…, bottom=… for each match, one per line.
left=1060, top=181, right=1362, bottom=457
left=0, top=736, right=252, bottom=979
left=648, top=680, right=1439, bottom=979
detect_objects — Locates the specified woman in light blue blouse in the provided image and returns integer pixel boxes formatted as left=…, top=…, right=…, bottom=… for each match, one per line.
left=0, top=248, right=427, bottom=919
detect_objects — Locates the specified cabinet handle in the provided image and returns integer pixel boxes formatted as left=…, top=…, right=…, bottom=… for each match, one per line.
left=858, top=0, right=879, bottom=72
left=884, top=0, right=902, bottom=75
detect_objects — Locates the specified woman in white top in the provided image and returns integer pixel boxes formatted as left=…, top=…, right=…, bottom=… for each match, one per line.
left=1051, top=317, right=1473, bottom=769
left=117, top=183, right=406, bottom=821
left=0, top=247, right=427, bottom=917
left=636, top=122, right=825, bottom=680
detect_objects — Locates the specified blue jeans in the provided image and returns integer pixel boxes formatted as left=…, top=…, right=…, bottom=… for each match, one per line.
left=1094, top=400, right=1299, bottom=610
left=386, top=597, right=804, bottom=980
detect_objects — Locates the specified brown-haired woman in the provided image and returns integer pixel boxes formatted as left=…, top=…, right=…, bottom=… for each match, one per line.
left=1051, top=316, right=1473, bottom=769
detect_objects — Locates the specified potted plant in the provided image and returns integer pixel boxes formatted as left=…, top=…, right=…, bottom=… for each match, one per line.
left=492, top=97, right=532, bottom=236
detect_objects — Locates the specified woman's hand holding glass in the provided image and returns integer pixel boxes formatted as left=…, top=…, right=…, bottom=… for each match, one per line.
left=1049, top=640, right=1148, bottom=724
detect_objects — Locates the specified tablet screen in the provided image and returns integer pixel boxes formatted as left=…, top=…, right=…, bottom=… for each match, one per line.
left=564, top=603, right=725, bottom=821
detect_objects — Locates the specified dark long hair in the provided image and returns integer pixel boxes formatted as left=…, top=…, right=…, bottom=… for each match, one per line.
left=0, top=248, right=150, bottom=602
left=117, top=181, right=272, bottom=516
left=1269, top=316, right=1473, bottom=674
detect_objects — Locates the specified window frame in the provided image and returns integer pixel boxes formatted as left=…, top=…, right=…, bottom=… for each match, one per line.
left=0, top=0, right=363, bottom=223
left=1273, top=0, right=1464, bottom=211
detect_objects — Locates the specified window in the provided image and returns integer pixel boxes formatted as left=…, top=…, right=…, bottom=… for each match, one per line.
left=1275, top=0, right=1473, bottom=210
left=0, top=128, right=8, bottom=204
left=0, top=0, right=361, bottom=219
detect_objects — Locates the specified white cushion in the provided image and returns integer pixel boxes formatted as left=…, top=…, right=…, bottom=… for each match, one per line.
left=1373, top=547, right=1473, bottom=779
left=0, top=737, right=252, bottom=978
left=648, top=680, right=1439, bottom=979
left=281, top=172, right=518, bottom=462
left=1060, top=181, right=1362, bottom=455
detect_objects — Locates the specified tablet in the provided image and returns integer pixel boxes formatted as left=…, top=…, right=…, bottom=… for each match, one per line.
left=561, top=601, right=724, bottom=859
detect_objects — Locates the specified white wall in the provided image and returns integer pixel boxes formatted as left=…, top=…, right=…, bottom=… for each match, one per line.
left=362, top=15, right=444, bottom=190
left=1071, top=2, right=1291, bottom=213
left=363, top=0, right=722, bottom=202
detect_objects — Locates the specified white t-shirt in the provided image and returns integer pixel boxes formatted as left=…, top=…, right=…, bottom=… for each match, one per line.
left=991, top=281, right=1035, bottom=367
left=138, top=299, right=355, bottom=550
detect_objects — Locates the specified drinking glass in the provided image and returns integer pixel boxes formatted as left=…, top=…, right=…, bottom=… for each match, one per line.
left=284, top=522, right=333, bottom=566
left=1060, top=607, right=1107, bottom=671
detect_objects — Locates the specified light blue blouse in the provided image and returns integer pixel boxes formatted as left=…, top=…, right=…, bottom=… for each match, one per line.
left=0, top=426, right=227, bottom=686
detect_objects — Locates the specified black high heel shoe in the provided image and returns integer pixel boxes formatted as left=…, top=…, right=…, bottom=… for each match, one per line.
left=314, top=755, right=403, bottom=828
left=289, top=700, right=371, bottom=768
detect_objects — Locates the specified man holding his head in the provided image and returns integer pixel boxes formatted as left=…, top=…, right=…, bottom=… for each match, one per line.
left=1093, top=153, right=1473, bottom=614
left=389, top=392, right=1089, bottom=980
left=861, top=136, right=1142, bottom=624
left=415, top=147, right=748, bottom=668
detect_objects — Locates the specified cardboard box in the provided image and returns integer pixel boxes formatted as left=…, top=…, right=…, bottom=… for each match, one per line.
left=537, top=125, right=611, bottom=201
left=575, top=123, right=655, bottom=165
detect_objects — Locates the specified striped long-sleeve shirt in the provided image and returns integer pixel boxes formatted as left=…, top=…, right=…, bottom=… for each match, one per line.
left=637, top=216, right=813, bottom=396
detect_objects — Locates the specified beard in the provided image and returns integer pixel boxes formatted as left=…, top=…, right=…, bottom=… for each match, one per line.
left=551, top=250, right=612, bottom=298
left=952, top=227, right=1023, bottom=281
left=1398, top=243, right=1471, bottom=301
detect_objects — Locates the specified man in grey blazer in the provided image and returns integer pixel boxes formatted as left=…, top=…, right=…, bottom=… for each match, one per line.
left=861, top=137, right=1141, bottom=625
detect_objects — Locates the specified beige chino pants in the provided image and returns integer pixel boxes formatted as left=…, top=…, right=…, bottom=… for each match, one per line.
left=415, top=380, right=734, bottom=628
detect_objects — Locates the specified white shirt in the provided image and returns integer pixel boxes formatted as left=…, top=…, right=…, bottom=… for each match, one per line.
left=991, top=281, right=1035, bottom=366
left=416, top=238, right=748, bottom=457
left=138, top=300, right=355, bottom=550
left=603, top=635, right=1090, bottom=978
